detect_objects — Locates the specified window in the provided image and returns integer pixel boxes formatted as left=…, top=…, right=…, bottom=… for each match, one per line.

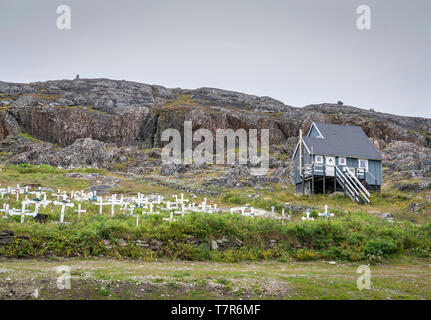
left=338, top=157, right=346, bottom=166
left=315, top=155, right=323, bottom=164
left=358, top=159, right=368, bottom=170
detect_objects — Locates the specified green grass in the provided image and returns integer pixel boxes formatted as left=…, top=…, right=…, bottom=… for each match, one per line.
left=0, top=206, right=430, bottom=262
left=17, top=132, right=45, bottom=143
left=2, top=257, right=430, bottom=299
left=0, top=164, right=107, bottom=191
left=218, top=182, right=430, bottom=224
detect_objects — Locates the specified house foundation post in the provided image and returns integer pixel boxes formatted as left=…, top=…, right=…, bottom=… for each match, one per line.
left=334, top=167, right=337, bottom=192
left=323, top=165, right=326, bottom=195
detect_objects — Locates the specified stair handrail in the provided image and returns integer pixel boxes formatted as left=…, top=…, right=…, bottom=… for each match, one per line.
left=335, top=167, right=360, bottom=202
left=343, top=168, right=370, bottom=203
left=344, top=167, right=370, bottom=197
left=336, top=174, right=357, bottom=202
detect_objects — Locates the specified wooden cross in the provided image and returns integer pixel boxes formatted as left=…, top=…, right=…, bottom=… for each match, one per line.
left=0, top=203, right=9, bottom=218
left=52, top=189, right=62, bottom=201
left=163, top=212, right=177, bottom=222
left=74, top=203, right=86, bottom=219
left=15, top=184, right=21, bottom=201
left=301, top=210, right=315, bottom=221
left=40, top=194, right=51, bottom=208
left=98, top=197, right=104, bottom=215
left=133, top=213, right=139, bottom=226
left=8, top=201, right=33, bottom=223
left=318, top=205, right=334, bottom=219
left=53, top=201, right=74, bottom=223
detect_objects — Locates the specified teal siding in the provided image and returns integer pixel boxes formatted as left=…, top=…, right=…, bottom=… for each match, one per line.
left=347, top=158, right=358, bottom=167
left=366, top=160, right=382, bottom=186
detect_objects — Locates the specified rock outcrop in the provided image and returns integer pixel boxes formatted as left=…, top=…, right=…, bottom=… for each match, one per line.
left=2, top=79, right=429, bottom=150
left=1, top=78, right=431, bottom=192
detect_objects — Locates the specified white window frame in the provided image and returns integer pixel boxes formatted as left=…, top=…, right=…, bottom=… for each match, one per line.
left=315, top=155, right=323, bottom=164
left=358, top=159, right=369, bottom=171
left=338, top=157, right=347, bottom=166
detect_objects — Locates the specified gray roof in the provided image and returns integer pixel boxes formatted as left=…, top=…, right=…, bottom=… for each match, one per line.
left=302, top=122, right=383, bottom=160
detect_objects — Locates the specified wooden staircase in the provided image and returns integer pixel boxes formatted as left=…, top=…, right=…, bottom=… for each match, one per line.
left=335, top=166, right=370, bottom=204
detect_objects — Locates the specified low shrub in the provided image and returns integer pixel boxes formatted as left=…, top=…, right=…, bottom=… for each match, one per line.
left=0, top=209, right=430, bottom=262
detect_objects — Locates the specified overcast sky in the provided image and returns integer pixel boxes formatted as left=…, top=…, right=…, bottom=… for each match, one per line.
left=0, top=0, right=430, bottom=118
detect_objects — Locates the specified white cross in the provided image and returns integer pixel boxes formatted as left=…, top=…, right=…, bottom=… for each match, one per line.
left=61, top=193, right=68, bottom=202
left=111, top=200, right=115, bottom=217
left=24, top=186, right=29, bottom=200
left=53, top=201, right=74, bottom=223
left=40, top=194, right=51, bottom=208
left=9, top=201, right=33, bottom=223
left=74, top=203, right=86, bottom=219
left=318, top=205, right=334, bottom=219
left=128, top=206, right=135, bottom=216
left=163, top=212, right=177, bottom=222
left=97, top=197, right=104, bottom=215
left=53, top=189, right=62, bottom=201
left=302, top=211, right=315, bottom=221
left=15, top=184, right=20, bottom=201
left=199, top=198, right=207, bottom=211
left=0, top=203, right=9, bottom=219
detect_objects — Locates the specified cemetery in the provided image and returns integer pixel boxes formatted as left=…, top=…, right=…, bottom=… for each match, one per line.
left=0, top=178, right=430, bottom=263
left=0, top=155, right=427, bottom=301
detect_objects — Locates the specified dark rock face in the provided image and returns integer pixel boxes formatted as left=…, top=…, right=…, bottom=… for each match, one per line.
left=191, top=87, right=295, bottom=113
left=10, top=103, right=155, bottom=148
left=1, top=79, right=430, bottom=150
left=1, top=78, right=431, bottom=193
left=5, top=136, right=114, bottom=168
left=383, top=141, right=431, bottom=177
left=0, top=112, right=20, bottom=141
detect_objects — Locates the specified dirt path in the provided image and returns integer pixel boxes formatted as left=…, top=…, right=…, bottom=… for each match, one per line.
left=1, top=257, right=431, bottom=300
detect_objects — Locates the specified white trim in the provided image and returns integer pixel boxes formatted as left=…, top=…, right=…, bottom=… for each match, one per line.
left=358, top=159, right=369, bottom=171
left=292, top=140, right=311, bottom=160
left=338, top=157, right=347, bottom=166
left=307, top=122, right=325, bottom=139
left=315, top=155, right=323, bottom=164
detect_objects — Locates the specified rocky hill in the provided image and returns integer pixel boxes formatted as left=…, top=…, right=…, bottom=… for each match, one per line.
left=0, top=78, right=430, bottom=191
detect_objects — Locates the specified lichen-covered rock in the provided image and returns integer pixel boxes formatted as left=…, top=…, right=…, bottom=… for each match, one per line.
left=160, top=163, right=187, bottom=176
left=7, top=137, right=114, bottom=168
left=0, top=112, right=20, bottom=141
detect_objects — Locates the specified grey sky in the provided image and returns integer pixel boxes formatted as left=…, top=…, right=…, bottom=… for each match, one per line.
left=0, top=0, right=430, bottom=118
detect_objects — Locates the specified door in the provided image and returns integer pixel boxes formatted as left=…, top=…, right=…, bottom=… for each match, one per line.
left=325, top=156, right=335, bottom=176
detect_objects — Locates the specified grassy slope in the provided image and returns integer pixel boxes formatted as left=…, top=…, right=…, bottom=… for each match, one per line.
left=0, top=164, right=430, bottom=263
